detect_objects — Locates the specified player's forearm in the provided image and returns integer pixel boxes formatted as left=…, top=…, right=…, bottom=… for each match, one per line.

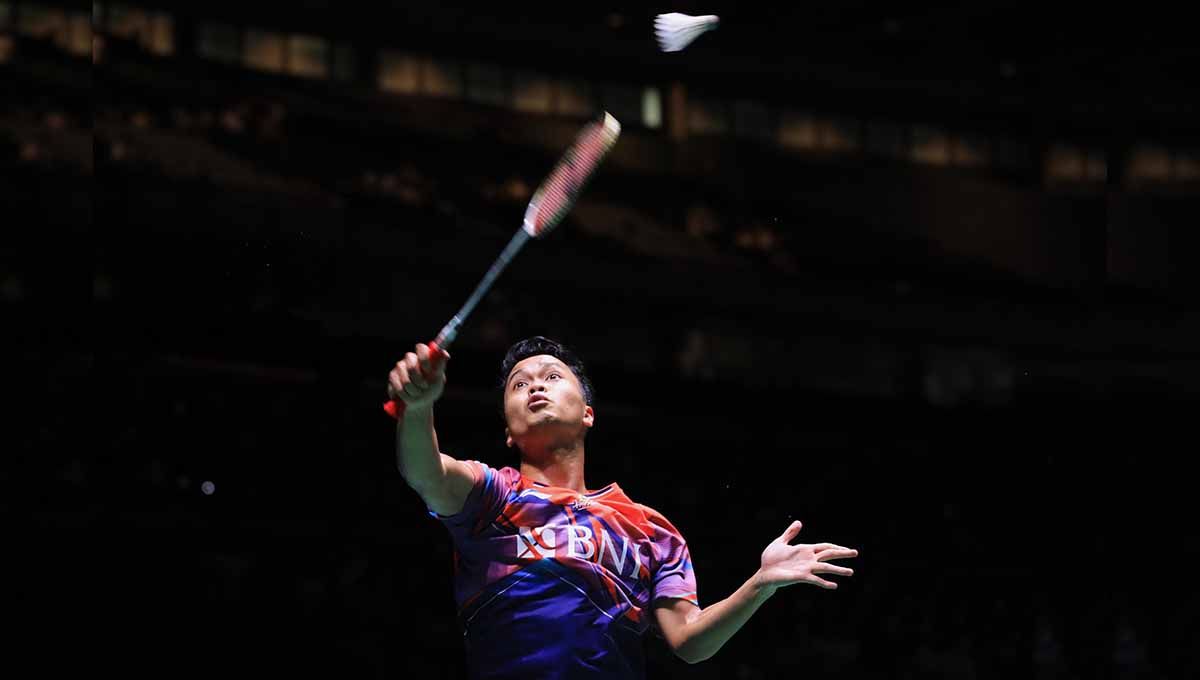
left=676, top=571, right=776, bottom=664
left=395, top=404, right=445, bottom=490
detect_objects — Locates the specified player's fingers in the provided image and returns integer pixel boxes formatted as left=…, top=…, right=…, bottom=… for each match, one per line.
left=811, top=543, right=853, bottom=553
left=775, top=520, right=802, bottom=544
left=388, top=370, right=405, bottom=399
left=416, top=343, right=435, bottom=376
left=808, top=576, right=838, bottom=589
left=816, top=548, right=859, bottom=562
left=404, top=352, right=429, bottom=389
left=396, top=362, right=422, bottom=399
left=814, top=563, right=854, bottom=577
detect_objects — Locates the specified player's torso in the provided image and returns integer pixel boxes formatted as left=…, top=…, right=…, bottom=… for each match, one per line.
left=454, top=477, right=658, bottom=631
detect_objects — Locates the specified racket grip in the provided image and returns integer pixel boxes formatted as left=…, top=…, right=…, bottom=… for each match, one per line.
left=383, top=341, right=443, bottom=420
left=383, top=399, right=403, bottom=419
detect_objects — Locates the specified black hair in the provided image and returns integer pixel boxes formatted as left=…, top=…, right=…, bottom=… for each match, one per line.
left=498, top=336, right=595, bottom=409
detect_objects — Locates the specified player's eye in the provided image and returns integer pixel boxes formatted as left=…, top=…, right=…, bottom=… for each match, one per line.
left=513, top=381, right=527, bottom=390
left=548, top=373, right=561, bottom=380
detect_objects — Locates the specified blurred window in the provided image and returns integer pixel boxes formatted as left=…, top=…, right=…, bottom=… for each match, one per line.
left=18, top=5, right=65, bottom=39
left=244, top=29, right=285, bottom=73
left=420, top=57, right=463, bottom=97
left=911, top=125, right=950, bottom=165
left=779, top=111, right=817, bottom=149
left=512, top=71, right=552, bottom=113
left=1126, top=145, right=1171, bottom=185
left=1046, top=144, right=1105, bottom=184
left=59, top=12, right=90, bottom=56
left=287, top=34, right=327, bottom=79
left=554, top=78, right=592, bottom=117
left=142, top=13, right=174, bottom=56
left=378, top=50, right=418, bottom=93
left=641, top=87, right=662, bottom=129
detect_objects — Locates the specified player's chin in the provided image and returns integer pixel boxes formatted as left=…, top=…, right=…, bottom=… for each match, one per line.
left=528, top=413, right=577, bottom=430
left=526, top=412, right=559, bottom=426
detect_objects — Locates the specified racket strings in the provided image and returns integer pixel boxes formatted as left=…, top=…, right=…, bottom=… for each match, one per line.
left=530, top=120, right=620, bottom=235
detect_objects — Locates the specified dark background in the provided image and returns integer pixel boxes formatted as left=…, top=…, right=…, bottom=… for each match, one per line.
left=11, top=1, right=1200, bottom=677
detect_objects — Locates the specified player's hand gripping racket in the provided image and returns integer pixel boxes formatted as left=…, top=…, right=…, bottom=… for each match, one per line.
left=384, top=112, right=622, bottom=418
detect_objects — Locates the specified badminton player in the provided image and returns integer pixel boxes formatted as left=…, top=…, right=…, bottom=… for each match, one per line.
left=387, top=336, right=858, bottom=679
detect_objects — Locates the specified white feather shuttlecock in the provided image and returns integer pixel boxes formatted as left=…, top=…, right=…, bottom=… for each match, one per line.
left=654, top=13, right=719, bottom=52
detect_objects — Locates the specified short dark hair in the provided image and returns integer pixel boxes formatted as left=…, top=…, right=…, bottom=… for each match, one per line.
left=498, top=336, right=595, bottom=408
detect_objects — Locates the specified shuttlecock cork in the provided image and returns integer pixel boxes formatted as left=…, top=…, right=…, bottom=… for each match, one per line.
left=654, top=13, right=719, bottom=52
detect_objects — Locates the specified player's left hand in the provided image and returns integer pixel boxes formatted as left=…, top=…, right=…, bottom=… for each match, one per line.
left=756, top=521, right=858, bottom=593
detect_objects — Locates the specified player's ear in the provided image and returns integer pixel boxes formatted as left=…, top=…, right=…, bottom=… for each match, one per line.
left=505, top=426, right=513, bottom=448
left=582, top=405, right=594, bottom=429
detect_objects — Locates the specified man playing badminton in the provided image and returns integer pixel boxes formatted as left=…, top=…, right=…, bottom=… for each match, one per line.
left=387, top=335, right=859, bottom=679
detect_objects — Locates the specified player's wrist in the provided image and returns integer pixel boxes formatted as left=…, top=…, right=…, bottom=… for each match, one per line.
left=401, top=401, right=435, bottom=419
left=750, top=570, right=778, bottom=599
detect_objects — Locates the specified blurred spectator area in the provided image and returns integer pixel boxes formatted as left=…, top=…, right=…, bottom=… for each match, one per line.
left=2, top=0, right=1196, bottom=405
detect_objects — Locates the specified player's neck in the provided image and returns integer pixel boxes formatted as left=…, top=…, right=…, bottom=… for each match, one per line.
left=519, top=443, right=587, bottom=494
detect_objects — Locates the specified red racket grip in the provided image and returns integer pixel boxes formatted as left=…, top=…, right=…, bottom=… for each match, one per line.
left=383, top=341, right=443, bottom=420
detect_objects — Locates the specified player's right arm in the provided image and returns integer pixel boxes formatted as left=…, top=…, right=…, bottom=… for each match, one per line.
left=387, top=343, right=475, bottom=516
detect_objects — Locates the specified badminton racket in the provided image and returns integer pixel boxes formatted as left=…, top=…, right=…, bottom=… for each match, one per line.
left=384, top=112, right=622, bottom=418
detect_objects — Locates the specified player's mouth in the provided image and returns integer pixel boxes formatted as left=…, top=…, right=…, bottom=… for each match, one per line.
left=528, top=395, right=551, bottom=409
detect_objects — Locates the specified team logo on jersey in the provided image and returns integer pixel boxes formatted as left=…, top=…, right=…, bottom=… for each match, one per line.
left=516, top=522, right=644, bottom=577
left=516, top=524, right=558, bottom=559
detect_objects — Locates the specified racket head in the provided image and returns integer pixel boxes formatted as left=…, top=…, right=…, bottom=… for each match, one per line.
left=523, top=112, right=621, bottom=238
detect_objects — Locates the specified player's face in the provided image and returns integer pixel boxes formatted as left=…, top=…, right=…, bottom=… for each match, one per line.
left=503, top=354, right=593, bottom=446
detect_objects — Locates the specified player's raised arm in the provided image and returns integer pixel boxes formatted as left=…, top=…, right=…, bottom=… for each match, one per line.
left=387, top=342, right=474, bottom=516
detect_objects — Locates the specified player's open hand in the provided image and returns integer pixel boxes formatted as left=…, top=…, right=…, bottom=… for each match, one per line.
left=387, top=343, right=450, bottom=411
left=756, top=521, right=858, bottom=593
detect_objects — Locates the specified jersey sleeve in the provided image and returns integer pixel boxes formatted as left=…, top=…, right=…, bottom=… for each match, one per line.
left=644, top=506, right=700, bottom=607
left=430, top=461, right=518, bottom=535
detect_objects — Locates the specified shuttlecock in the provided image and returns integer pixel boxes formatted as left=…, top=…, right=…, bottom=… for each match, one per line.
left=654, top=13, right=719, bottom=52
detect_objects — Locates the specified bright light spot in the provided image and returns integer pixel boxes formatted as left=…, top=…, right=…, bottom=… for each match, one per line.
left=642, top=87, right=662, bottom=129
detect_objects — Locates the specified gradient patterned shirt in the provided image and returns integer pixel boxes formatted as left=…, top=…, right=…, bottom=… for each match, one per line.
left=434, top=461, right=699, bottom=679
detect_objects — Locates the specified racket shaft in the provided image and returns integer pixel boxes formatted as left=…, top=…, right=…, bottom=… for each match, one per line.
left=384, top=230, right=529, bottom=419
left=436, top=229, right=530, bottom=347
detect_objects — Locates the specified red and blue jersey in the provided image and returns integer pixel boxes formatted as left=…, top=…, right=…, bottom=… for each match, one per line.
left=433, top=461, right=699, bottom=679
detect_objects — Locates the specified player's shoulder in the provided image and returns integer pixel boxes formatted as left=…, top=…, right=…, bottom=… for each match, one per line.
left=613, top=484, right=664, bottom=517
left=459, top=460, right=522, bottom=485
left=632, top=500, right=676, bottom=526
